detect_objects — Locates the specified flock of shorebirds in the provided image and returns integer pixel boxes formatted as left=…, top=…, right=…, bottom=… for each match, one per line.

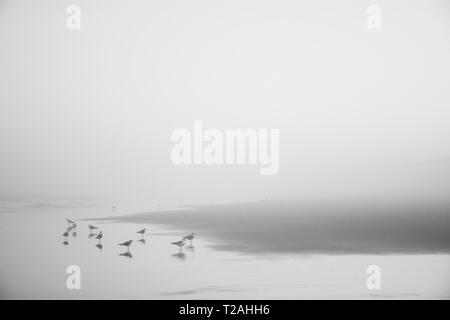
left=62, top=218, right=195, bottom=258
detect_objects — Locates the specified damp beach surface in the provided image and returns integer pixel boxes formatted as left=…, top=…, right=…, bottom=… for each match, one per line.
left=0, top=196, right=449, bottom=299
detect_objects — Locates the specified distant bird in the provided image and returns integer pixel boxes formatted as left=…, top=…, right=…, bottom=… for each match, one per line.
left=62, top=231, right=69, bottom=237
left=136, top=228, right=146, bottom=237
left=96, top=231, right=103, bottom=242
left=119, top=240, right=133, bottom=249
left=66, top=219, right=75, bottom=224
left=171, top=239, right=185, bottom=251
left=88, top=224, right=98, bottom=232
left=183, top=233, right=194, bottom=244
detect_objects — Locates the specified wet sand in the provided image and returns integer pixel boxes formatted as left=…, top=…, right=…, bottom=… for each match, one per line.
left=90, top=199, right=450, bottom=255
left=1, top=198, right=449, bottom=299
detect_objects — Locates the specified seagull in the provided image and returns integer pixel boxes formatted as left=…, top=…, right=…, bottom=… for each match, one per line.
left=118, top=240, right=133, bottom=249
left=171, top=239, right=185, bottom=251
left=183, top=233, right=194, bottom=244
left=88, top=224, right=98, bottom=232
left=136, top=228, right=146, bottom=237
left=96, top=231, right=103, bottom=242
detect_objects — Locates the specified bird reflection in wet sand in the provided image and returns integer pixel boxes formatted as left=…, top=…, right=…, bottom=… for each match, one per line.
left=171, top=251, right=186, bottom=260
left=96, top=243, right=103, bottom=251
left=119, top=251, right=133, bottom=259
left=96, top=231, right=103, bottom=243
left=88, top=232, right=97, bottom=239
left=72, top=231, right=77, bottom=237
left=184, top=244, right=195, bottom=252
left=138, top=238, right=146, bottom=245
left=63, top=240, right=69, bottom=246
left=62, top=231, right=69, bottom=238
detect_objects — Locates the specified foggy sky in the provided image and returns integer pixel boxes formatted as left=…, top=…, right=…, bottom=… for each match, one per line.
left=1, top=0, right=449, bottom=206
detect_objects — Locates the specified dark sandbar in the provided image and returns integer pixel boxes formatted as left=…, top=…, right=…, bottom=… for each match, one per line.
left=89, top=199, right=450, bottom=255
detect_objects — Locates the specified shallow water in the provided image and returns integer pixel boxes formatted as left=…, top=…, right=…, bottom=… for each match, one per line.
left=0, top=203, right=449, bottom=299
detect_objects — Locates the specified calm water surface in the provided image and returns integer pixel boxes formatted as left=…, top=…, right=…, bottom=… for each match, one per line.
left=0, top=201, right=448, bottom=299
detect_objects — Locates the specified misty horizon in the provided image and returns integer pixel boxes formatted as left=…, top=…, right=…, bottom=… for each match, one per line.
left=1, top=0, right=450, bottom=206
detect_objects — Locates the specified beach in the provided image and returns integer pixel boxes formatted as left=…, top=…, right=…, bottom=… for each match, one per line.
left=0, top=196, right=449, bottom=299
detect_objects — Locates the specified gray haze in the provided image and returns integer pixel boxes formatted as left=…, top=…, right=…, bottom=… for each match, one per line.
left=1, top=0, right=450, bottom=206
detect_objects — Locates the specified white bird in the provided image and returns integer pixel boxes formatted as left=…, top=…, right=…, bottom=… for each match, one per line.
left=171, top=239, right=185, bottom=250
left=183, top=233, right=194, bottom=243
left=136, top=228, right=146, bottom=237
left=119, top=251, right=132, bottom=258
left=96, top=231, right=103, bottom=241
left=119, top=240, right=133, bottom=249
left=171, top=252, right=186, bottom=260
